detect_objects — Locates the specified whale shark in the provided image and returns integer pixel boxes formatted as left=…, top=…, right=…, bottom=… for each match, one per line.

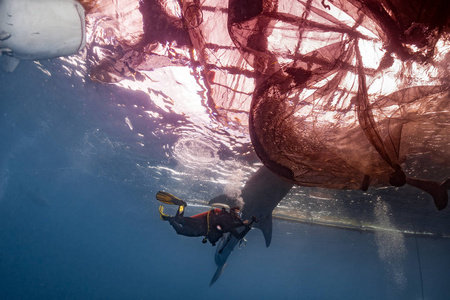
left=0, top=0, right=86, bottom=72
left=208, top=166, right=293, bottom=286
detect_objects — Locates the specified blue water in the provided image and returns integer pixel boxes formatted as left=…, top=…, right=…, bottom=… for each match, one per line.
left=1, top=60, right=450, bottom=300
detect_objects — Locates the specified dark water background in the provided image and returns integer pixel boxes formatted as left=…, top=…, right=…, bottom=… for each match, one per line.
left=1, top=60, right=449, bottom=300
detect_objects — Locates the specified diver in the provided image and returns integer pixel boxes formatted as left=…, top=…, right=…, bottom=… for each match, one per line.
left=156, top=191, right=256, bottom=246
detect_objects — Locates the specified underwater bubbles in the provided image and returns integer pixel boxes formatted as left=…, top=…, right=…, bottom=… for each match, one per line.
left=374, top=197, right=407, bottom=289
left=168, top=135, right=224, bottom=199
left=223, top=168, right=245, bottom=208
left=171, top=135, right=251, bottom=204
left=173, top=136, right=219, bottom=169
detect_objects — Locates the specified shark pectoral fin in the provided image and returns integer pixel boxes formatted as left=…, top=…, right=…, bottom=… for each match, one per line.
left=209, top=263, right=227, bottom=287
left=256, top=215, right=273, bottom=247
left=406, top=177, right=449, bottom=210
left=2, top=55, right=20, bottom=72
left=209, top=233, right=240, bottom=286
left=215, top=233, right=239, bottom=266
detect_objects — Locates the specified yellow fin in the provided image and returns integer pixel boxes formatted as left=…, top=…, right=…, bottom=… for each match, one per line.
left=159, top=205, right=170, bottom=221
left=156, top=191, right=187, bottom=206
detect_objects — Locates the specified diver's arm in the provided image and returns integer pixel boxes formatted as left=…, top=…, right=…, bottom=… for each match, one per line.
left=230, top=216, right=257, bottom=239
left=230, top=227, right=250, bottom=239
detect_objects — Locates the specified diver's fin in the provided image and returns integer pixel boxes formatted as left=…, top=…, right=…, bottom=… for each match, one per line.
left=156, top=191, right=187, bottom=206
left=178, top=204, right=185, bottom=215
left=406, top=178, right=449, bottom=210
left=255, top=215, right=273, bottom=247
left=158, top=205, right=171, bottom=221
left=209, top=263, right=227, bottom=287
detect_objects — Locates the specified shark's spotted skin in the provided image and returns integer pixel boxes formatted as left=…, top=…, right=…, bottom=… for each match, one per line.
left=0, top=0, right=85, bottom=72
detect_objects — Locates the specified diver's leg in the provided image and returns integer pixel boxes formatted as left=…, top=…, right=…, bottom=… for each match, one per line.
left=170, top=217, right=206, bottom=237
left=159, top=205, right=197, bottom=237
left=170, top=220, right=188, bottom=235
left=158, top=208, right=188, bottom=234
left=175, top=203, right=187, bottom=218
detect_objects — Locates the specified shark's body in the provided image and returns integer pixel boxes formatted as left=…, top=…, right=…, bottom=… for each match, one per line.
left=0, top=0, right=86, bottom=72
left=209, top=166, right=293, bottom=285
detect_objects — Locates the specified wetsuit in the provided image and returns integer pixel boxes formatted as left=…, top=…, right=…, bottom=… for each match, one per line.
left=167, top=208, right=252, bottom=246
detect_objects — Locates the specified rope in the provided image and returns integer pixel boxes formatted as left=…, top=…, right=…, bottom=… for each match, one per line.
left=413, top=222, right=425, bottom=300
left=409, top=196, right=424, bottom=300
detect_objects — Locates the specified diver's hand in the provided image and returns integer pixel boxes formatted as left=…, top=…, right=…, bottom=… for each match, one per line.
left=246, top=216, right=258, bottom=227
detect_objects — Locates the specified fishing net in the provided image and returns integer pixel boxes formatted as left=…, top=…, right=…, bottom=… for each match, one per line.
left=183, top=0, right=450, bottom=209
left=83, top=0, right=450, bottom=209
